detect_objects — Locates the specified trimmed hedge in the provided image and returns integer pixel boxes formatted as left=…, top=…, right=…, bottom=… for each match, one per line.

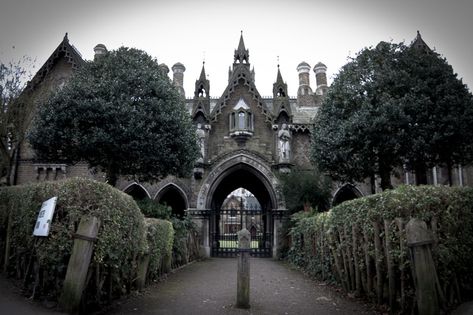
left=145, top=218, right=173, bottom=281
left=0, top=177, right=174, bottom=309
left=288, top=185, right=473, bottom=312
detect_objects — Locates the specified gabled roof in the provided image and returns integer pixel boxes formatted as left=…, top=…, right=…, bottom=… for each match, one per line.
left=410, top=30, right=432, bottom=52
left=27, top=33, right=85, bottom=91
left=210, top=65, right=273, bottom=123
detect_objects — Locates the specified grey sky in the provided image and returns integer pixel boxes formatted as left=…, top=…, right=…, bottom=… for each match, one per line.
left=1, top=0, right=472, bottom=96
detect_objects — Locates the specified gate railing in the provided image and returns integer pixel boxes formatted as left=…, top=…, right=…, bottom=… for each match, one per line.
left=210, top=208, right=272, bottom=257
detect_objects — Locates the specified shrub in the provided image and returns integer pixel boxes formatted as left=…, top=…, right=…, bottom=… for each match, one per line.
left=0, top=177, right=147, bottom=306
left=136, top=199, right=172, bottom=220
left=145, top=218, right=174, bottom=281
left=136, top=199, right=201, bottom=268
left=288, top=185, right=473, bottom=312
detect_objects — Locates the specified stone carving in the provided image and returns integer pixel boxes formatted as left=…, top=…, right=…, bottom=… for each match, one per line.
left=278, top=123, right=291, bottom=162
left=196, top=123, right=206, bottom=163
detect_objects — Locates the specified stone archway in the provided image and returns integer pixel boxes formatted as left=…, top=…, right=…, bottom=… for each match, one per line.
left=196, top=152, right=286, bottom=257
left=123, top=182, right=151, bottom=200
left=155, top=183, right=189, bottom=218
left=332, top=184, right=363, bottom=207
left=197, top=152, right=284, bottom=211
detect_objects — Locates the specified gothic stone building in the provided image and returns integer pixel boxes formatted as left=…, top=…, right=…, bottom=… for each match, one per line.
left=13, top=33, right=472, bottom=257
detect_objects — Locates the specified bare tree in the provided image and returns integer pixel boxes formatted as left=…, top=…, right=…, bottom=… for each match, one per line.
left=0, top=57, right=34, bottom=185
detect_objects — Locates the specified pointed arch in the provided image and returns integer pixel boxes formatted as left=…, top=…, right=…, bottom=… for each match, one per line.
left=197, top=151, right=284, bottom=211
left=155, top=183, right=189, bottom=217
left=332, top=184, right=363, bottom=207
left=123, top=182, right=151, bottom=200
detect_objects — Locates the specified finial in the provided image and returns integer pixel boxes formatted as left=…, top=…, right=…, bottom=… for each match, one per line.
left=64, top=32, right=69, bottom=41
left=241, top=30, right=243, bottom=35
left=277, top=55, right=280, bottom=68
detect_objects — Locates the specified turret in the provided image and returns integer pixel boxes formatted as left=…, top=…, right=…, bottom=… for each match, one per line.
left=313, top=62, right=328, bottom=96
left=93, top=44, right=107, bottom=59
left=172, top=62, right=186, bottom=97
left=296, top=61, right=313, bottom=97
left=159, top=63, right=170, bottom=76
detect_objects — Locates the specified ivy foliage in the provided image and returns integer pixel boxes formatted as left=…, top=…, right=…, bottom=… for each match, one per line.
left=0, top=177, right=147, bottom=303
left=312, top=40, right=473, bottom=190
left=288, top=185, right=473, bottom=310
left=29, top=47, right=199, bottom=185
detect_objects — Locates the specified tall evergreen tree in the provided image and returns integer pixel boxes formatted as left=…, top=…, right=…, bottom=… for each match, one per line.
left=29, top=47, right=199, bottom=185
left=311, top=38, right=473, bottom=189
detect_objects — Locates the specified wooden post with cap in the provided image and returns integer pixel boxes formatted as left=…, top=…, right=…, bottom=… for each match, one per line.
left=59, top=216, right=100, bottom=314
left=236, top=228, right=250, bottom=309
left=406, top=218, right=439, bottom=315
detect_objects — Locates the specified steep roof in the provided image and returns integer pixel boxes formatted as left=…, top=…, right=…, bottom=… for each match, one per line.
left=27, top=33, right=85, bottom=91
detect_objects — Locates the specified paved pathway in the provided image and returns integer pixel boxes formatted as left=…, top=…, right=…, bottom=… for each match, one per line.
left=2, top=258, right=473, bottom=314
left=104, top=258, right=376, bottom=315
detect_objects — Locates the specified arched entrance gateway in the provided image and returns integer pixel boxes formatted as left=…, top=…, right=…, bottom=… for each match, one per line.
left=194, top=153, right=286, bottom=258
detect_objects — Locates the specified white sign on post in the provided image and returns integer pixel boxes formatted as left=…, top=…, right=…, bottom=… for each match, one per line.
left=33, top=196, right=58, bottom=237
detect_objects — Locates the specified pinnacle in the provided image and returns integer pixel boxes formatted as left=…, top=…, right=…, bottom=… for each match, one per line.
left=199, top=62, right=206, bottom=81
left=237, top=32, right=246, bottom=52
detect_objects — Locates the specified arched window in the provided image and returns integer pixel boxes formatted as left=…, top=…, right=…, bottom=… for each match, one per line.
left=229, top=98, right=254, bottom=135
left=238, top=112, right=245, bottom=129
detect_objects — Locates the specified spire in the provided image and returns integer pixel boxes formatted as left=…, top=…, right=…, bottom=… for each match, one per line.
left=238, top=31, right=246, bottom=52
left=194, top=61, right=210, bottom=98
left=199, top=61, right=206, bottom=81
left=234, top=31, right=249, bottom=64
left=276, top=65, right=284, bottom=84
left=273, top=64, right=287, bottom=98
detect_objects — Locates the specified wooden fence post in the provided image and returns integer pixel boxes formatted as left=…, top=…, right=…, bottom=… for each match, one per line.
left=352, top=224, right=361, bottom=296
left=395, top=218, right=406, bottom=312
left=384, top=219, right=396, bottom=310
left=3, top=210, right=13, bottom=273
left=406, top=218, right=439, bottom=315
left=136, top=254, right=150, bottom=291
left=373, top=221, right=384, bottom=305
left=59, top=216, right=100, bottom=314
left=236, top=228, right=250, bottom=309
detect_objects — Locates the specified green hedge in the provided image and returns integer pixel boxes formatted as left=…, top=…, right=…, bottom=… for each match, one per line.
left=288, top=185, right=473, bottom=312
left=145, top=218, right=174, bottom=281
left=0, top=178, right=150, bottom=307
left=136, top=199, right=201, bottom=269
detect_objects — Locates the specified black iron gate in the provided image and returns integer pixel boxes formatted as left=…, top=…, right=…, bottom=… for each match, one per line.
left=210, top=208, right=272, bottom=257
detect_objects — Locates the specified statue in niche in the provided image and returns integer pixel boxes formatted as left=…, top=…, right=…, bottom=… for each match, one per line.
left=196, top=123, right=206, bottom=163
left=278, top=123, right=291, bottom=162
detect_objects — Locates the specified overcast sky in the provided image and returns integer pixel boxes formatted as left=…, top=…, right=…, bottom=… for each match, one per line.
left=1, top=0, right=472, bottom=97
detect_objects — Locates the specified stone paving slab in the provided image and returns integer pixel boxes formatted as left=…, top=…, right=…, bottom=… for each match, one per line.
left=104, top=258, right=377, bottom=315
